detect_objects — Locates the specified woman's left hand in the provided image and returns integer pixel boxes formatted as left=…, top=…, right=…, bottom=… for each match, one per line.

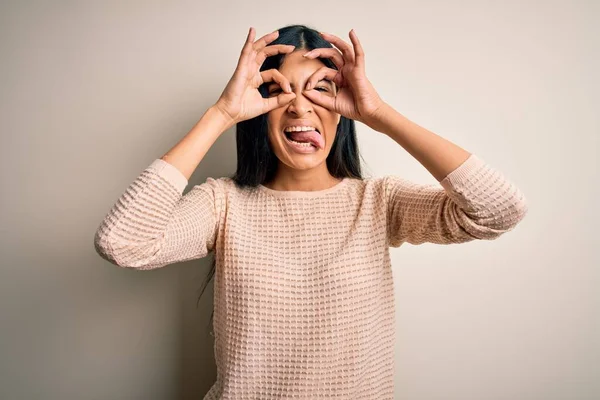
left=302, top=29, right=387, bottom=128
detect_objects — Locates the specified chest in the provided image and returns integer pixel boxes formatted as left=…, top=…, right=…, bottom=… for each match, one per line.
left=218, top=197, right=387, bottom=287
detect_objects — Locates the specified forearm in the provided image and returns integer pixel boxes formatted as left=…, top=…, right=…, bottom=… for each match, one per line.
left=369, top=103, right=472, bottom=182
left=160, top=105, right=234, bottom=181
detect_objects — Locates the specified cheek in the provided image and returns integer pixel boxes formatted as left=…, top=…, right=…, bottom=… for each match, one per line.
left=319, top=114, right=340, bottom=145
left=267, top=127, right=285, bottom=154
left=267, top=110, right=284, bottom=132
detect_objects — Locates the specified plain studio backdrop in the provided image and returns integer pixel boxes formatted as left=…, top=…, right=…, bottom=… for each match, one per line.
left=0, top=0, right=597, bottom=399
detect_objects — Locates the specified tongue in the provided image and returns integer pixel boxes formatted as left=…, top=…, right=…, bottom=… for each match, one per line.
left=287, top=130, right=324, bottom=149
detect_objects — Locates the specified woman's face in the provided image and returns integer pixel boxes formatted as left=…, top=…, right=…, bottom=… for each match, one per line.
left=266, top=50, right=340, bottom=171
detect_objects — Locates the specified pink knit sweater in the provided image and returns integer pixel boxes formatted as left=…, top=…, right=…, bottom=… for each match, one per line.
left=94, top=153, right=527, bottom=399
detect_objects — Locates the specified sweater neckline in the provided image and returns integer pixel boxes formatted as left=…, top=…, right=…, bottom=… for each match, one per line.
left=257, top=177, right=349, bottom=198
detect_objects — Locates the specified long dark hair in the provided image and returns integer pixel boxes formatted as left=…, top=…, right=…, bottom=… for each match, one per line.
left=197, top=24, right=365, bottom=334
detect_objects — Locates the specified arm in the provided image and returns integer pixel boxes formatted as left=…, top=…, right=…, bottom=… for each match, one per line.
left=93, top=106, right=231, bottom=269
left=370, top=103, right=472, bottom=182
left=94, top=28, right=296, bottom=269
left=160, top=105, right=234, bottom=180
left=369, top=104, right=528, bottom=246
left=297, top=29, right=527, bottom=245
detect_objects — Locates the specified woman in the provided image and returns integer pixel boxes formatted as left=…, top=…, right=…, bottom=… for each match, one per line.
left=94, top=24, right=528, bottom=400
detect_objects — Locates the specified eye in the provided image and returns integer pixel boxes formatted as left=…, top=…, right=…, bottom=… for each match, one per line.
left=315, top=87, right=329, bottom=92
left=268, top=88, right=281, bottom=96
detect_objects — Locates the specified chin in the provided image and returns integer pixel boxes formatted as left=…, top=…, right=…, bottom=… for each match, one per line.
left=277, top=148, right=327, bottom=167
left=280, top=157, right=325, bottom=170
left=269, top=136, right=325, bottom=167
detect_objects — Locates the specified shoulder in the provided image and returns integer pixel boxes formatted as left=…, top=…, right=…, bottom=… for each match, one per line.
left=345, top=175, right=389, bottom=199
left=195, top=176, right=258, bottom=197
left=349, top=174, right=430, bottom=201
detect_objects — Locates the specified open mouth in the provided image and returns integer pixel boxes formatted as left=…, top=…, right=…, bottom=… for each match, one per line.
left=282, top=126, right=325, bottom=153
left=284, top=128, right=320, bottom=140
left=283, top=128, right=322, bottom=150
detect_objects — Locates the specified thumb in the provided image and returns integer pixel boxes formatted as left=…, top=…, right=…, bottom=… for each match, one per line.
left=302, top=89, right=335, bottom=111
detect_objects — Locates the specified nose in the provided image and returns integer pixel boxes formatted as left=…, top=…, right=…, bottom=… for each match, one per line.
left=286, top=89, right=313, bottom=116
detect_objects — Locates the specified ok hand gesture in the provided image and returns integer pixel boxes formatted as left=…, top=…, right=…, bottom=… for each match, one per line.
left=214, top=28, right=297, bottom=126
left=301, top=30, right=387, bottom=128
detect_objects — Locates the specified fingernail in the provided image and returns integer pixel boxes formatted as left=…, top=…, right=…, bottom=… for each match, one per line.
left=302, top=51, right=312, bottom=57
left=305, top=82, right=312, bottom=90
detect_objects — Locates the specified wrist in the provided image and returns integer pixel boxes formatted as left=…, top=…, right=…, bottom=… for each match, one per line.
left=364, top=102, right=393, bottom=133
left=210, top=103, right=236, bottom=132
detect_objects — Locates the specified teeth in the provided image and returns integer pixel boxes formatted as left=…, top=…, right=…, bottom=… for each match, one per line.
left=284, top=126, right=317, bottom=132
left=290, top=140, right=314, bottom=147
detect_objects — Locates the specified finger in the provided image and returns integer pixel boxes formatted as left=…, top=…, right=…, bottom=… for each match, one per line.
left=304, top=66, right=343, bottom=92
left=238, top=27, right=256, bottom=67
left=253, top=30, right=280, bottom=52
left=256, top=44, right=296, bottom=66
left=302, top=88, right=335, bottom=111
left=263, top=91, right=296, bottom=113
left=260, top=69, right=292, bottom=93
left=348, top=29, right=365, bottom=70
left=319, top=31, right=355, bottom=64
left=303, top=48, right=345, bottom=70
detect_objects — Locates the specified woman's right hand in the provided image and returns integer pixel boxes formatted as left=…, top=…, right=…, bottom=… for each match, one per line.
left=213, top=27, right=297, bottom=126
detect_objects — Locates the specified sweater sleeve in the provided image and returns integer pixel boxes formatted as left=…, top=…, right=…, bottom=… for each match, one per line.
left=93, top=158, right=222, bottom=270
left=384, top=154, right=528, bottom=247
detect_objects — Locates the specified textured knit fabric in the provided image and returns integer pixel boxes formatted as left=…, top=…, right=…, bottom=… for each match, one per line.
left=94, top=153, right=528, bottom=399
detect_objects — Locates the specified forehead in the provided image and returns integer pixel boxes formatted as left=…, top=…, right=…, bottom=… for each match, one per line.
left=276, top=50, right=326, bottom=80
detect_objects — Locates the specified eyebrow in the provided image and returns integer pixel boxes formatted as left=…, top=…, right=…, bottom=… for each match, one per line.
left=268, top=79, right=333, bottom=89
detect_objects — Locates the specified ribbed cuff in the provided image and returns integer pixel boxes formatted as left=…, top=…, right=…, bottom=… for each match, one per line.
left=147, top=158, right=188, bottom=193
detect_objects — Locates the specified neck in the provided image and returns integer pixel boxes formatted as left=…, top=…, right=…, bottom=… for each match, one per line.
left=264, top=163, right=342, bottom=191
